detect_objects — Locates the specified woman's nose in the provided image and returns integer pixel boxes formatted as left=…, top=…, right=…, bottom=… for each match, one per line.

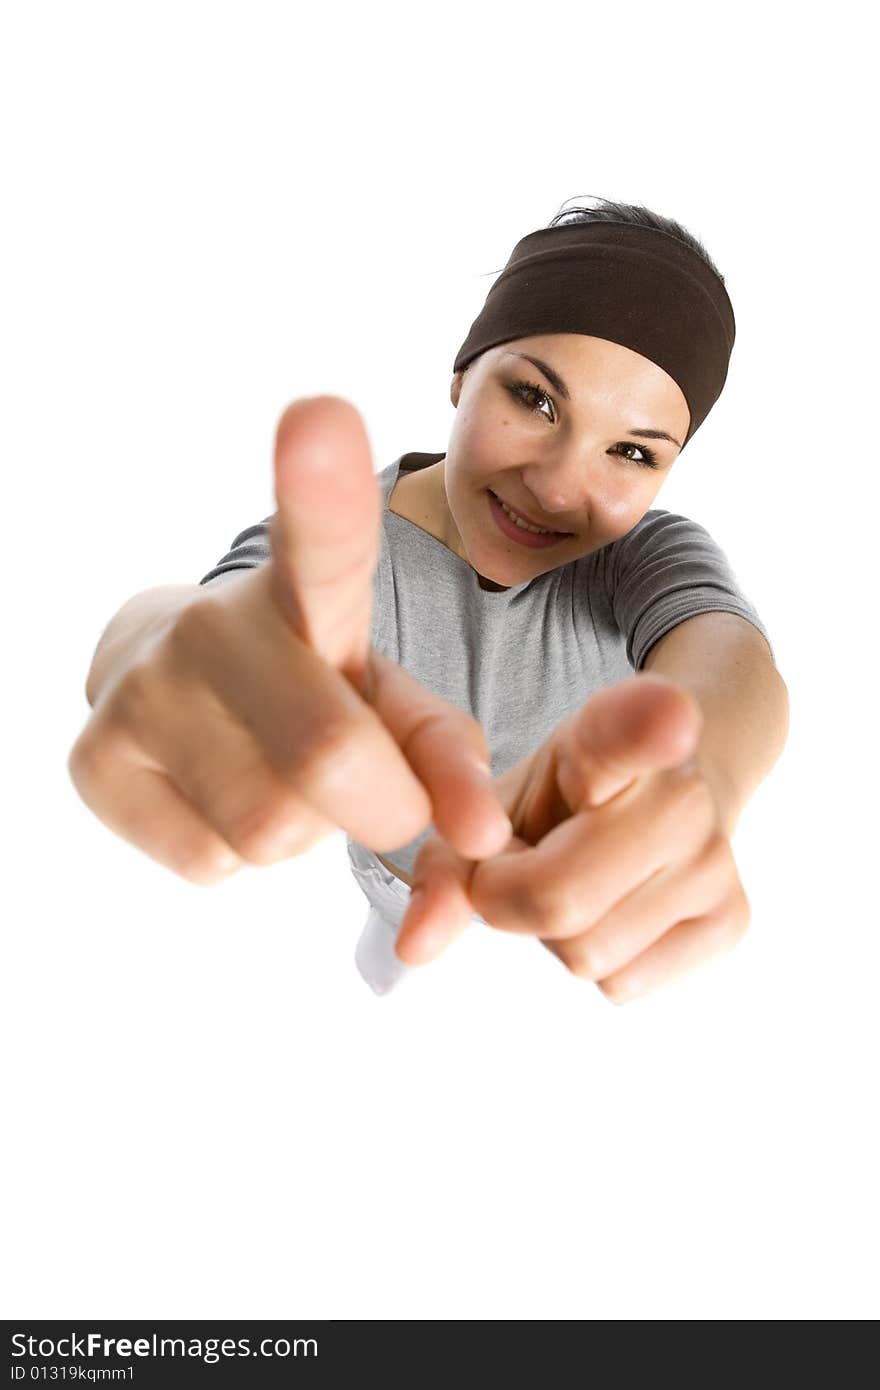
left=521, top=452, right=600, bottom=521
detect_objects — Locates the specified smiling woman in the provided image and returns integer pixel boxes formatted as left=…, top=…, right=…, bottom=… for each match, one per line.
left=420, top=329, right=692, bottom=584
left=191, top=193, right=782, bottom=998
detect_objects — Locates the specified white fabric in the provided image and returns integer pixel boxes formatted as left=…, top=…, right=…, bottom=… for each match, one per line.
left=355, top=905, right=414, bottom=996
left=349, top=843, right=416, bottom=995
left=349, top=841, right=487, bottom=996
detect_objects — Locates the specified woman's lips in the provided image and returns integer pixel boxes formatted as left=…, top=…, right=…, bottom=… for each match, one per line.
left=487, top=490, right=572, bottom=549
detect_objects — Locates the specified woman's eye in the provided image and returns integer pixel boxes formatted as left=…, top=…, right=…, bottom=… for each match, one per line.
left=615, top=442, right=660, bottom=470
left=509, top=380, right=555, bottom=422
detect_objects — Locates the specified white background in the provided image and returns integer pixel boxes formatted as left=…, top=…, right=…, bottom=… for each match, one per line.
left=2, top=0, right=877, bottom=1320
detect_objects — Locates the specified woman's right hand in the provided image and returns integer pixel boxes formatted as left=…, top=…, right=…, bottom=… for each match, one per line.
left=67, top=396, right=513, bottom=885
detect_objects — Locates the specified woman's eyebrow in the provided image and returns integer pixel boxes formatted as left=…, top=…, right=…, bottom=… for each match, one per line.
left=504, top=350, right=683, bottom=449
left=506, top=350, right=571, bottom=399
left=628, top=427, right=683, bottom=448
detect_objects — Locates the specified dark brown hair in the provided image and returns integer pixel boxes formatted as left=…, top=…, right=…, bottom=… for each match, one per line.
left=547, top=193, right=725, bottom=283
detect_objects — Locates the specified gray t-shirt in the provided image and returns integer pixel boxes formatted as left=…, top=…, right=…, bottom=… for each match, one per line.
left=200, top=450, right=775, bottom=880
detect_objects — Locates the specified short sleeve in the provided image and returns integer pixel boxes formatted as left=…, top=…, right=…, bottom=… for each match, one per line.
left=603, top=508, right=776, bottom=670
left=198, top=515, right=274, bottom=586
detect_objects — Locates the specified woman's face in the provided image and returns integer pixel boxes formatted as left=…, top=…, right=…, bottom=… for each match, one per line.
left=438, top=332, right=691, bottom=588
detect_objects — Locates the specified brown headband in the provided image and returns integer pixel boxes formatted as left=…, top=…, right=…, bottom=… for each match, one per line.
left=452, top=220, right=736, bottom=446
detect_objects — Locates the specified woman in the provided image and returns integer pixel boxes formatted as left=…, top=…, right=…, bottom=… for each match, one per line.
left=199, top=196, right=785, bottom=998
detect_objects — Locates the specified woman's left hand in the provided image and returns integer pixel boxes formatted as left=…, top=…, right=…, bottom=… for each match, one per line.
left=394, top=672, right=751, bottom=1004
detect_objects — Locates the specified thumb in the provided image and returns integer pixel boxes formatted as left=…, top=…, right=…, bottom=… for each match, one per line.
left=267, top=395, right=379, bottom=696
left=556, top=672, right=704, bottom=811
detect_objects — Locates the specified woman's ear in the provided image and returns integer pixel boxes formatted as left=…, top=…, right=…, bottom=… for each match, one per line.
left=450, top=370, right=464, bottom=408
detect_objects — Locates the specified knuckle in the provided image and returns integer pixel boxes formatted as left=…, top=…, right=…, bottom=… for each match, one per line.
left=67, top=730, right=100, bottom=789
left=706, top=895, right=751, bottom=954
left=230, top=797, right=316, bottom=865
left=169, top=591, right=224, bottom=646
left=176, top=840, right=243, bottom=886
left=163, top=594, right=234, bottom=675
left=403, top=705, right=486, bottom=770
left=401, top=708, right=450, bottom=760
left=189, top=859, right=242, bottom=886
left=699, top=828, right=734, bottom=875
left=567, top=943, right=603, bottom=982
left=296, top=720, right=361, bottom=792
left=283, top=821, right=327, bottom=857
left=665, top=765, right=715, bottom=824
left=107, top=661, right=164, bottom=731
left=519, top=876, right=570, bottom=935
left=68, top=718, right=125, bottom=794
left=596, top=975, right=629, bottom=1005
left=552, top=879, right=592, bottom=939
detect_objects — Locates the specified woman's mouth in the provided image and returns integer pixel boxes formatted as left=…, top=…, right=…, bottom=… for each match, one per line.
left=487, top=490, right=572, bottom=549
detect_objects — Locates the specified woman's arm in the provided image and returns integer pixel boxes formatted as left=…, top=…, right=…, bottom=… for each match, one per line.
left=641, top=610, right=789, bottom=836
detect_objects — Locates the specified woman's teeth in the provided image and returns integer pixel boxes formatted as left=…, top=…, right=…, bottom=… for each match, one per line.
left=496, top=494, right=557, bottom=534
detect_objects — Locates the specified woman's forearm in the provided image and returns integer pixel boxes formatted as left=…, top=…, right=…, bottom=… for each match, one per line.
left=643, top=613, right=789, bottom=836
